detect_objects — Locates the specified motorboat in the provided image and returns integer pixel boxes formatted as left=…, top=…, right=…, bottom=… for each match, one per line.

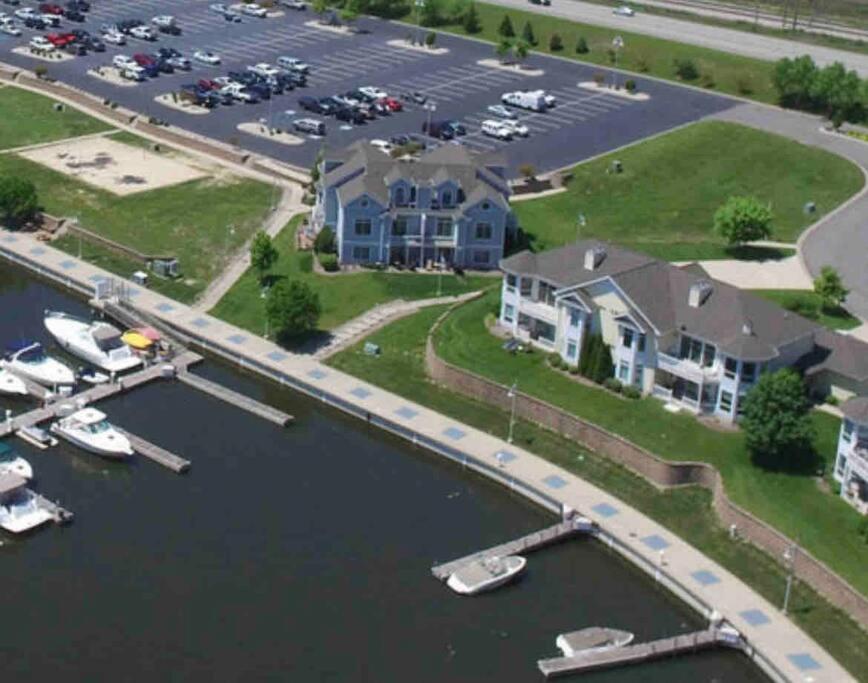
left=79, top=368, right=110, bottom=385
left=446, top=555, right=527, bottom=595
left=0, top=368, right=27, bottom=396
left=16, top=426, right=58, bottom=450
left=555, top=627, right=634, bottom=657
left=0, top=441, right=33, bottom=480
left=1, top=341, right=75, bottom=387
left=44, top=311, right=142, bottom=373
left=0, top=473, right=53, bottom=533
left=51, top=408, right=134, bottom=459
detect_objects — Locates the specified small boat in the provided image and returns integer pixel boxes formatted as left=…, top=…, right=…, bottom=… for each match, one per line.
left=44, top=311, right=142, bottom=373
left=0, top=368, right=27, bottom=396
left=51, top=408, right=134, bottom=459
left=0, top=473, right=53, bottom=533
left=16, top=426, right=58, bottom=450
left=79, top=368, right=110, bottom=385
left=0, top=442, right=33, bottom=480
left=447, top=555, right=527, bottom=595
left=555, top=627, right=634, bottom=657
left=121, top=329, right=154, bottom=351
left=1, top=341, right=75, bottom=387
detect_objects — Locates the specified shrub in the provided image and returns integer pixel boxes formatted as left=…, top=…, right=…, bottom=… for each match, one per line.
left=624, top=79, right=636, bottom=93
left=701, top=72, right=716, bottom=89
left=623, top=385, right=641, bottom=399
left=606, top=48, right=617, bottom=64
left=34, top=65, right=47, bottom=79
left=824, top=394, right=840, bottom=406
left=714, top=196, right=773, bottom=245
left=314, top=226, right=336, bottom=254
left=575, top=36, right=589, bottom=54
left=549, top=33, right=563, bottom=51
left=814, top=265, right=849, bottom=309
left=635, top=55, right=650, bottom=73
left=737, top=77, right=754, bottom=95
left=568, top=365, right=579, bottom=375
left=673, top=58, right=699, bottom=81
left=521, top=20, right=537, bottom=46
left=548, top=351, right=562, bottom=368
left=498, top=13, right=515, bottom=38
left=592, top=72, right=605, bottom=86
left=857, top=516, right=868, bottom=544
left=317, top=252, right=339, bottom=272
left=518, top=163, right=536, bottom=181
left=425, top=31, right=437, bottom=47
left=603, top=377, right=622, bottom=393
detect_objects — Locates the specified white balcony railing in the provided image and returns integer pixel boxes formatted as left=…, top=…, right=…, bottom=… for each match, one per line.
left=518, top=297, right=558, bottom=324
left=657, top=352, right=719, bottom=384
left=848, top=445, right=868, bottom=480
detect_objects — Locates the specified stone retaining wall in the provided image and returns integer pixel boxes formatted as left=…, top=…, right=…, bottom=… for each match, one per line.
left=424, top=307, right=868, bottom=631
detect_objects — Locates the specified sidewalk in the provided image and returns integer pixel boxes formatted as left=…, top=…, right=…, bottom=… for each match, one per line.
left=0, top=229, right=855, bottom=683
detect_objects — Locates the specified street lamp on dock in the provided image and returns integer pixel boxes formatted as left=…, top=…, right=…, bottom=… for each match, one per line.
left=507, top=381, right=517, bottom=444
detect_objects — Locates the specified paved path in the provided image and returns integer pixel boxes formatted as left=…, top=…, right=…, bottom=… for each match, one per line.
left=710, top=103, right=868, bottom=320
left=683, top=255, right=813, bottom=290
left=312, top=291, right=482, bottom=360
left=485, top=0, right=868, bottom=75
left=0, top=229, right=854, bottom=683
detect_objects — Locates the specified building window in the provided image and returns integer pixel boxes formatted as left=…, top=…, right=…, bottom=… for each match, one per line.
left=520, top=278, right=532, bottom=297
left=392, top=216, right=408, bottom=236
left=537, top=281, right=556, bottom=306
left=566, top=342, right=577, bottom=359
left=354, top=219, right=372, bottom=236
left=724, top=357, right=737, bottom=380
left=638, top=334, right=646, bottom=353
left=475, top=222, right=493, bottom=240
left=537, top=321, right=556, bottom=343
left=741, top=362, right=756, bottom=383
left=435, top=218, right=453, bottom=237
left=473, top=250, right=490, bottom=265
left=482, top=201, right=490, bottom=210
left=634, top=363, right=644, bottom=387
left=837, top=455, right=847, bottom=476
left=702, top=344, right=716, bottom=368
left=618, top=361, right=630, bottom=382
left=441, top=190, right=452, bottom=207
left=569, top=309, right=581, bottom=328
left=843, top=419, right=854, bottom=443
left=719, top=391, right=733, bottom=413
left=503, top=304, right=515, bottom=323
left=360, top=199, right=368, bottom=208
left=352, top=246, right=370, bottom=260
left=506, top=274, right=517, bottom=291
left=622, top=327, right=634, bottom=349
left=394, top=186, right=406, bottom=206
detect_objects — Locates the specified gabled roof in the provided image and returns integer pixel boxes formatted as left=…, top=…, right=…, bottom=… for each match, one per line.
left=842, top=396, right=868, bottom=424
left=803, top=329, right=868, bottom=382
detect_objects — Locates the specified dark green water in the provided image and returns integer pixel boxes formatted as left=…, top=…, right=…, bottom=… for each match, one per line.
left=0, top=266, right=767, bottom=682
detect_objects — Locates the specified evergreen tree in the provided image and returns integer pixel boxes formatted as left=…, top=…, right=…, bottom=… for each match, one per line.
left=462, top=2, right=481, bottom=33
left=498, top=13, right=515, bottom=38
left=521, top=20, right=536, bottom=46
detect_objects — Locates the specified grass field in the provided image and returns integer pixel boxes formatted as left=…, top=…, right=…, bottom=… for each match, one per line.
left=754, top=289, right=862, bottom=330
left=431, top=291, right=868, bottom=596
left=211, top=217, right=494, bottom=333
left=0, top=152, right=272, bottom=303
left=0, top=87, right=112, bottom=151
left=327, top=304, right=868, bottom=680
left=511, top=121, right=864, bottom=259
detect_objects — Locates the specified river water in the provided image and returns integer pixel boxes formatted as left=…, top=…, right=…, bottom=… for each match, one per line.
left=0, top=266, right=767, bottom=682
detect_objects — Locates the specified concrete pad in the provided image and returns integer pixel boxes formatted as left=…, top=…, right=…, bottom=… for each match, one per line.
left=304, top=20, right=353, bottom=35
left=155, top=93, right=210, bottom=115
left=87, top=66, right=138, bottom=88
left=578, top=81, right=651, bottom=101
left=689, top=256, right=812, bottom=290
left=18, top=137, right=208, bottom=196
left=237, top=122, right=304, bottom=146
left=386, top=39, right=449, bottom=56
left=477, top=58, right=543, bottom=77
left=12, top=46, right=74, bottom=63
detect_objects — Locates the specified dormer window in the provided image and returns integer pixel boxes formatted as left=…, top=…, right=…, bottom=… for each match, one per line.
left=482, top=201, right=490, bottom=211
left=442, top=190, right=452, bottom=207
left=394, top=187, right=406, bottom=207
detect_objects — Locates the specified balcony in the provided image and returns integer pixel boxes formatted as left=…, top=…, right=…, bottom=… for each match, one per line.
left=847, top=443, right=868, bottom=480
left=518, top=297, right=557, bottom=324
left=657, top=352, right=718, bottom=384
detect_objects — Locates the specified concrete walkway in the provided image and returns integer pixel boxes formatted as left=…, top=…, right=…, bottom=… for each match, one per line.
left=0, top=229, right=854, bottom=683
left=710, top=103, right=868, bottom=321
left=682, top=255, right=813, bottom=290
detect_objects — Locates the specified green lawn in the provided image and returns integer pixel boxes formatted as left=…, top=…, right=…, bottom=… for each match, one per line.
left=432, top=291, right=868, bottom=596
left=0, top=87, right=112, bottom=151
left=327, top=304, right=868, bottom=681
left=0, top=152, right=272, bottom=303
left=211, top=216, right=494, bottom=332
left=512, top=121, right=864, bottom=259
left=754, top=290, right=862, bottom=331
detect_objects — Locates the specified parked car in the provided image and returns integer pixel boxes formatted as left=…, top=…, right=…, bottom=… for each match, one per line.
left=66, top=0, right=89, bottom=11
left=64, top=8, right=84, bottom=21
left=335, top=107, right=366, bottom=125
left=29, top=35, right=54, bottom=51
left=14, top=7, right=36, bottom=19
left=45, top=32, right=74, bottom=47
left=293, top=118, right=325, bottom=136
left=501, top=90, right=548, bottom=112
left=401, top=91, right=427, bottom=105
left=39, top=3, right=64, bottom=15
left=378, top=96, right=403, bottom=112
left=221, top=83, right=260, bottom=103
left=276, top=55, right=309, bottom=73
left=369, top=139, right=393, bottom=154
left=103, top=30, right=125, bottom=45
left=240, top=2, right=266, bottom=16
left=112, top=54, right=137, bottom=70
left=116, top=19, right=144, bottom=34
left=613, top=5, right=635, bottom=16
left=248, top=62, right=280, bottom=78
left=22, top=15, right=46, bottom=29
left=0, top=19, right=21, bottom=35
left=193, top=49, right=220, bottom=64
left=442, top=120, right=466, bottom=136
left=487, top=104, right=517, bottom=119
left=500, top=119, right=529, bottom=137
left=481, top=119, right=512, bottom=140
left=281, top=0, right=306, bottom=8
left=298, top=95, right=325, bottom=113
left=359, top=86, right=387, bottom=100
left=158, top=47, right=190, bottom=69
left=421, top=120, right=454, bottom=140
left=528, top=0, right=551, bottom=5
left=129, top=25, right=156, bottom=41
left=120, top=65, right=146, bottom=82
left=39, top=12, right=60, bottom=26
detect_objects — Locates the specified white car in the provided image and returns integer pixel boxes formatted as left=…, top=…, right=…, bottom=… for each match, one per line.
left=282, top=0, right=306, bottom=9
left=151, top=15, right=175, bottom=28
left=0, top=20, right=21, bottom=35
left=500, top=119, right=529, bottom=137
left=487, top=104, right=516, bottom=120
left=14, top=8, right=37, bottom=20
left=29, top=36, right=54, bottom=51
left=209, top=3, right=228, bottom=13
left=130, top=25, right=156, bottom=40
left=359, top=86, right=387, bottom=100
left=221, top=83, right=256, bottom=102
left=369, top=139, right=393, bottom=154
left=113, top=54, right=136, bottom=69
left=276, top=55, right=309, bottom=73
left=120, top=65, right=146, bottom=81
left=213, top=76, right=239, bottom=87
left=103, top=30, right=126, bottom=45
left=240, top=2, right=267, bottom=16
left=40, top=13, right=60, bottom=26
left=248, top=62, right=279, bottom=78
left=193, top=49, right=221, bottom=64
left=481, top=119, right=512, bottom=141
left=613, top=5, right=635, bottom=16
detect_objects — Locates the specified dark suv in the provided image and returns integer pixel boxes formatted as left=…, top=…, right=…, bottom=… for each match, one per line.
left=335, top=107, right=366, bottom=125
left=298, top=96, right=325, bottom=114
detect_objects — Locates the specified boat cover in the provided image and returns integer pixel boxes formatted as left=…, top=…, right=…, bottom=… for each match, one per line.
left=122, top=331, right=153, bottom=350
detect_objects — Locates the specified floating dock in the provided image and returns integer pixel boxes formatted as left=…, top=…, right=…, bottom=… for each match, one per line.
left=431, top=518, right=593, bottom=581
left=116, top=428, right=190, bottom=474
left=537, top=627, right=743, bottom=678
left=176, top=371, right=293, bottom=426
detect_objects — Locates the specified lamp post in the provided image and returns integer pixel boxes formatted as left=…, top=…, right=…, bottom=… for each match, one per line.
left=507, top=381, right=518, bottom=444
left=782, top=544, right=798, bottom=615
left=424, top=101, right=437, bottom=137
left=612, top=35, right=624, bottom=89
left=576, top=212, right=586, bottom=241
left=415, top=0, right=425, bottom=44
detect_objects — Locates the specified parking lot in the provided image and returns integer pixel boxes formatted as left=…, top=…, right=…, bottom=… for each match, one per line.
left=0, top=0, right=737, bottom=176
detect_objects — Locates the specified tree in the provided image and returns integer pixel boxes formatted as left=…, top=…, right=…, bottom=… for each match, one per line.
left=549, top=32, right=563, bottom=51
left=340, top=0, right=362, bottom=26
left=575, top=36, right=589, bottom=54
left=497, top=13, right=514, bottom=38
left=0, top=176, right=38, bottom=229
left=314, top=226, right=336, bottom=254
left=713, top=196, right=773, bottom=246
left=741, top=369, right=816, bottom=471
left=419, top=0, right=446, bottom=25
left=514, top=39, right=530, bottom=65
left=495, top=38, right=512, bottom=63
left=813, top=265, right=849, bottom=309
left=590, top=335, right=613, bottom=384
left=250, top=231, right=278, bottom=284
left=463, top=2, right=481, bottom=33
left=425, top=31, right=437, bottom=47
left=518, top=163, right=536, bottom=182
left=773, top=54, right=818, bottom=109
left=311, top=0, right=329, bottom=21
left=521, top=20, right=536, bottom=46
left=810, top=61, right=863, bottom=121
left=673, top=58, right=699, bottom=80
left=266, top=279, right=321, bottom=339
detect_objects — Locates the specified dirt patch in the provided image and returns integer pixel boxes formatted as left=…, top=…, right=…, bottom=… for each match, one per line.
left=386, top=39, right=449, bottom=55
left=18, top=136, right=208, bottom=196
left=155, top=93, right=210, bottom=115
left=477, top=59, right=543, bottom=77
left=237, top=122, right=304, bottom=146
left=88, top=66, right=138, bottom=88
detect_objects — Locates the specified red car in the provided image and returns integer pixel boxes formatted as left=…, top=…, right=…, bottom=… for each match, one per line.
left=39, top=3, right=65, bottom=14
left=197, top=78, right=221, bottom=91
left=133, top=53, right=156, bottom=68
left=46, top=32, right=75, bottom=47
left=378, top=96, right=403, bottom=113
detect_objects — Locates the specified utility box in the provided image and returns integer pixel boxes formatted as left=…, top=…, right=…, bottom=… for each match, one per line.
left=131, top=271, right=149, bottom=286
left=151, top=258, right=180, bottom=279
left=804, top=201, right=816, bottom=214
left=363, top=342, right=381, bottom=357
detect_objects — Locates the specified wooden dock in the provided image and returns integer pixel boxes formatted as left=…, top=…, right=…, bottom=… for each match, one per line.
left=431, top=519, right=592, bottom=581
left=537, top=628, right=741, bottom=678
left=177, top=371, right=293, bottom=426
left=116, top=428, right=190, bottom=474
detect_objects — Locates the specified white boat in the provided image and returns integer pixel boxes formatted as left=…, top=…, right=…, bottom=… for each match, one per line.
left=0, top=473, right=53, bottom=533
left=1, top=341, right=75, bottom=387
left=446, top=555, right=527, bottom=595
left=0, top=442, right=33, bottom=480
left=44, top=311, right=142, bottom=374
left=16, top=426, right=58, bottom=450
left=79, top=368, right=111, bottom=385
left=0, top=368, right=27, bottom=396
left=51, top=408, right=134, bottom=459
left=555, top=627, right=634, bottom=657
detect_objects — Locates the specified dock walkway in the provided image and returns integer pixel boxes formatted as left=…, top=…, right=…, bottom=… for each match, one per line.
left=431, top=520, right=589, bottom=581
left=538, top=628, right=738, bottom=678
left=177, top=371, right=293, bottom=426
left=117, top=428, right=190, bottom=474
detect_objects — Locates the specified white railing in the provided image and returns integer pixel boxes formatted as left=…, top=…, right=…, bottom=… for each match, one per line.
left=518, top=297, right=557, bottom=323
left=657, top=352, right=719, bottom=384
left=652, top=384, right=673, bottom=401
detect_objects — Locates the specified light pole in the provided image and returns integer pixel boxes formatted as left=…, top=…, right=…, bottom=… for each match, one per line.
left=782, top=544, right=798, bottom=615
left=507, top=381, right=518, bottom=443
left=576, top=212, right=586, bottom=241
left=436, top=255, right=443, bottom=297
left=611, top=35, right=624, bottom=89
left=415, top=0, right=425, bottom=44
left=424, top=101, right=437, bottom=137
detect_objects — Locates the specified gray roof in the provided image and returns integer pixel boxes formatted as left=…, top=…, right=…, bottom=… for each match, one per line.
left=502, top=240, right=820, bottom=361
left=842, top=396, right=868, bottom=424
left=804, top=329, right=868, bottom=382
